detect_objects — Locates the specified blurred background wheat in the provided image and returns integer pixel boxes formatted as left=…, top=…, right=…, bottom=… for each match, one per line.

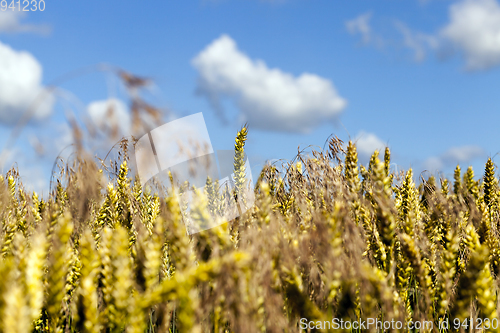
left=2, top=89, right=500, bottom=332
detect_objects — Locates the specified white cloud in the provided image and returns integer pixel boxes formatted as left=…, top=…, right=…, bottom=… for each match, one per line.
left=0, top=41, right=53, bottom=124
left=423, top=145, right=485, bottom=171
left=346, top=13, right=436, bottom=60
left=0, top=11, right=50, bottom=34
left=395, top=21, right=439, bottom=62
left=346, top=12, right=383, bottom=47
left=348, top=0, right=500, bottom=70
left=2, top=121, right=82, bottom=195
left=0, top=147, right=18, bottom=171
left=439, top=0, right=500, bottom=70
left=51, top=122, right=74, bottom=153
left=354, top=131, right=387, bottom=162
left=19, top=164, right=48, bottom=195
left=87, top=98, right=131, bottom=137
left=192, top=34, right=347, bottom=133
left=0, top=145, right=48, bottom=195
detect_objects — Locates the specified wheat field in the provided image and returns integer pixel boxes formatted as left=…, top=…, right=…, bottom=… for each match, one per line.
left=1, top=124, right=500, bottom=332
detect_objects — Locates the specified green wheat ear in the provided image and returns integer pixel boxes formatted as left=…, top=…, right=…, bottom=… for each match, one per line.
left=383, top=147, right=390, bottom=176
left=383, top=146, right=394, bottom=186
left=45, top=213, right=74, bottom=332
left=440, top=178, right=449, bottom=197
left=397, top=168, right=419, bottom=237
left=451, top=240, right=498, bottom=327
left=32, top=192, right=43, bottom=225
left=344, top=140, right=361, bottom=193
left=453, top=164, right=462, bottom=196
left=233, top=124, right=248, bottom=206
left=463, top=166, right=480, bottom=203
left=25, top=230, right=48, bottom=324
left=484, top=157, right=497, bottom=210
left=116, top=161, right=132, bottom=230
left=73, top=229, right=100, bottom=333
left=205, top=176, right=220, bottom=217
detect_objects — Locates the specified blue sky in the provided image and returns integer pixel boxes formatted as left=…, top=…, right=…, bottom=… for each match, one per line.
left=1, top=0, right=500, bottom=194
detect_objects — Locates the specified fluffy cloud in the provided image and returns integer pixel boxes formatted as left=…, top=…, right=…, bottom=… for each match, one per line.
left=423, top=145, right=485, bottom=171
left=348, top=0, right=500, bottom=70
left=0, top=145, right=51, bottom=195
left=354, top=131, right=387, bottom=162
left=87, top=98, right=131, bottom=137
left=346, top=13, right=372, bottom=44
left=346, top=13, right=435, bottom=61
left=346, top=12, right=384, bottom=47
left=440, top=0, right=500, bottom=70
left=0, top=41, right=53, bottom=124
left=0, top=11, right=50, bottom=34
left=45, top=122, right=74, bottom=153
left=395, top=21, right=439, bottom=62
left=192, top=34, right=347, bottom=133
